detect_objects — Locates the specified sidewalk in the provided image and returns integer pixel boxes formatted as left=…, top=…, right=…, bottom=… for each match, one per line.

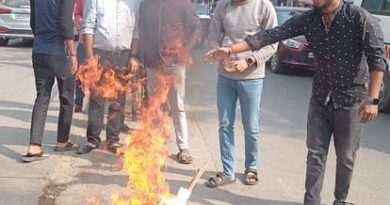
left=0, top=48, right=389, bottom=205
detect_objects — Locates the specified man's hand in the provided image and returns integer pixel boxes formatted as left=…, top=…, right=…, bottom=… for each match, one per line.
left=358, top=100, right=379, bottom=123
left=224, top=58, right=248, bottom=72
left=224, top=59, right=249, bottom=72
left=205, top=47, right=231, bottom=63
left=69, top=56, right=78, bottom=75
left=128, top=56, right=142, bottom=73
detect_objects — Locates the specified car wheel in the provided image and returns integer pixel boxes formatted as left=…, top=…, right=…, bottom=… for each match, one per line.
left=0, top=38, right=9, bottom=46
left=379, top=71, right=390, bottom=113
left=270, top=54, right=285, bottom=73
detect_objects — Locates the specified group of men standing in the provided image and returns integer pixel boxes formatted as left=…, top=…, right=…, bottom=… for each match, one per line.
left=21, top=0, right=387, bottom=205
left=23, top=0, right=200, bottom=163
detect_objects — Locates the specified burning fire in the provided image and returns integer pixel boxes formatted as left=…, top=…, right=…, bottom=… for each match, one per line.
left=113, top=74, right=175, bottom=205
left=78, top=40, right=193, bottom=205
left=76, top=56, right=138, bottom=100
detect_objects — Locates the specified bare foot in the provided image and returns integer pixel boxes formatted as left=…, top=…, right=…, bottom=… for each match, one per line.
left=27, top=144, right=42, bottom=154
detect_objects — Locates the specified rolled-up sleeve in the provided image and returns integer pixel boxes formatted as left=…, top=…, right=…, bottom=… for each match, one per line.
left=245, top=13, right=305, bottom=51
left=60, top=0, right=75, bottom=40
left=361, top=11, right=387, bottom=72
left=82, top=0, right=97, bottom=35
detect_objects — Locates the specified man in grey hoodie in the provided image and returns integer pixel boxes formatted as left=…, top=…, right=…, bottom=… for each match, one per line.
left=206, top=0, right=278, bottom=187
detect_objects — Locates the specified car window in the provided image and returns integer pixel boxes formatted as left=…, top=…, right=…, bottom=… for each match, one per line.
left=276, top=10, right=303, bottom=25
left=3, top=0, right=30, bottom=8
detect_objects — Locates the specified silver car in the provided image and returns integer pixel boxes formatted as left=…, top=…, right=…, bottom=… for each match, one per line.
left=0, top=0, right=32, bottom=46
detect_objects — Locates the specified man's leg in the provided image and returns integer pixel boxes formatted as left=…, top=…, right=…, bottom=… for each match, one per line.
left=86, top=94, right=105, bottom=146
left=304, top=98, right=333, bottom=205
left=106, top=92, right=126, bottom=143
left=166, top=65, right=188, bottom=151
left=51, top=54, right=74, bottom=143
left=217, top=75, right=238, bottom=178
left=237, top=79, right=263, bottom=172
left=332, top=103, right=362, bottom=203
left=29, top=54, right=55, bottom=147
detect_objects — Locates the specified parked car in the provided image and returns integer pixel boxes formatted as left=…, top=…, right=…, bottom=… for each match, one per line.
left=0, top=0, right=32, bottom=46
left=270, top=6, right=316, bottom=73
left=193, top=2, right=212, bottom=47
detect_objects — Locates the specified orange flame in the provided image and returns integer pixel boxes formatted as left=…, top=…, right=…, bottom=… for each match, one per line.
left=76, top=56, right=137, bottom=100
left=77, top=41, right=192, bottom=205
left=113, top=74, right=175, bottom=205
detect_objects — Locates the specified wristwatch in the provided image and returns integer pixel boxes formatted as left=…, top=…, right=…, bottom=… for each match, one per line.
left=245, top=56, right=256, bottom=67
left=367, top=96, right=380, bottom=105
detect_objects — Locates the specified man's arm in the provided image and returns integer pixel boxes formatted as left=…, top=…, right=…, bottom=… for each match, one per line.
left=182, top=0, right=201, bottom=51
left=206, top=12, right=306, bottom=61
left=82, top=0, right=97, bottom=58
left=358, top=11, right=387, bottom=123
left=29, top=0, right=35, bottom=33
left=244, top=12, right=305, bottom=52
left=249, top=1, right=279, bottom=66
left=60, top=0, right=75, bottom=41
left=128, top=1, right=141, bottom=73
left=60, top=0, right=77, bottom=74
left=130, top=1, right=140, bottom=57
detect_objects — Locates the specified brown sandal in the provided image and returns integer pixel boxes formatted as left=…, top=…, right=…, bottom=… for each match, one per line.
left=177, top=149, right=193, bottom=164
left=243, top=169, right=258, bottom=185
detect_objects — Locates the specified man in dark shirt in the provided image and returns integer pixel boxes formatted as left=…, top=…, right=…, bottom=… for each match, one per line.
left=205, top=0, right=386, bottom=204
left=138, top=0, right=201, bottom=164
left=23, top=0, right=78, bottom=162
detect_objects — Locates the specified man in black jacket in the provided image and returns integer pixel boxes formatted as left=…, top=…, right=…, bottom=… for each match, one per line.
left=22, top=0, right=78, bottom=162
left=206, top=0, right=386, bottom=204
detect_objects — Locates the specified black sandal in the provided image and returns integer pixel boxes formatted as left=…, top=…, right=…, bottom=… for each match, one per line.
left=53, top=142, right=79, bottom=152
left=21, top=152, right=49, bottom=163
left=206, top=172, right=236, bottom=188
left=76, top=143, right=97, bottom=155
left=243, top=169, right=258, bottom=185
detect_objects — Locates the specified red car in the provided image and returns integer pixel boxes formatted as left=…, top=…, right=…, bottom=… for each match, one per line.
left=270, top=6, right=316, bottom=73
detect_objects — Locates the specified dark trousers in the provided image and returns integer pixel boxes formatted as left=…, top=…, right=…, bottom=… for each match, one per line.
left=75, top=44, right=86, bottom=107
left=304, top=98, right=362, bottom=205
left=86, top=49, right=129, bottom=145
left=30, top=53, right=75, bottom=145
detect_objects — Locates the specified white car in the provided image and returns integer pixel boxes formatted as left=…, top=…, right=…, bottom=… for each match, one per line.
left=0, top=0, right=33, bottom=46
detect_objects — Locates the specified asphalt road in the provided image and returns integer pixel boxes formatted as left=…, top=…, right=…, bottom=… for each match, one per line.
left=0, top=40, right=389, bottom=205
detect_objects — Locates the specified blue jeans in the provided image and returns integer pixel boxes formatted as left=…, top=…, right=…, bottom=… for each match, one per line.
left=217, top=75, right=263, bottom=178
